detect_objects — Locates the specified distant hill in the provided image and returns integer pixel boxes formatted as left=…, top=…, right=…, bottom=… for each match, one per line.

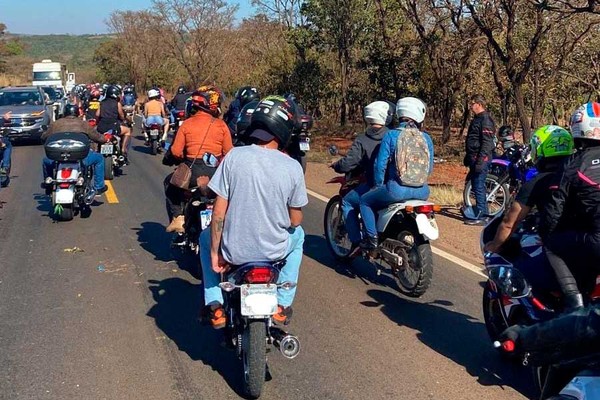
left=13, top=34, right=113, bottom=70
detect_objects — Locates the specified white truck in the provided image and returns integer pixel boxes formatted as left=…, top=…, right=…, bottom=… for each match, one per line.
left=32, top=60, right=76, bottom=92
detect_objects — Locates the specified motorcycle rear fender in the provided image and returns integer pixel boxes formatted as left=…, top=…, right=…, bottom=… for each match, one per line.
left=376, top=200, right=436, bottom=235
left=54, top=187, right=75, bottom=204
left=56, top=162, right=81, bottom=182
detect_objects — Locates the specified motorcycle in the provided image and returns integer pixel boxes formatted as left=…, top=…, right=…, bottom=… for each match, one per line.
left=95, top=123, right=125, bottom=181
left=463, top=144, right=537, bottom=218
left=170, top=108, right=186, bottom=137
left=218, top=261, right=300, bottom=398
left=323, top=172, right=440, bottom=297
left=479, top=213, right=600, bottom=347
left=287, top=114, right=313, bottom=173
left=43, top=132, right=96, bottom=221
left=122, top=105, right=135, bottom=127
left=144, top=123, right=163, bottom=155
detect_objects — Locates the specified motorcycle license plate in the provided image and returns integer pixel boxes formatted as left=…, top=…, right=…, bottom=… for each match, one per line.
left=199, top=209, right=212, bottom=230
left=240, top=284, right=278, bottom=317
left=299, top=139, right=310, bottom=151
left=100, top=144, right=114, bottom=155
left=178, top=121, right=183, bottom=126
left=150, top=129, right=159, bottom=138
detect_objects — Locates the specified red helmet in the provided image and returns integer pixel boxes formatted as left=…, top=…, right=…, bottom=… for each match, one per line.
left=191, top=85, right=223, bottom=116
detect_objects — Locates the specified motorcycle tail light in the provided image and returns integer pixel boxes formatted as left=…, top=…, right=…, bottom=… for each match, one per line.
left=88, top=119, right=97, bottom=127
left=405, top=205, right=441, bottom=213
left=59, top=183, right=70, bottom=189
left=150, top=124, right=160, bottom=129
left=245, top=267, right=276, bottom=284
left=60, top=168, right=73, bottom=179
left=177, top=111, right=185, bottom=117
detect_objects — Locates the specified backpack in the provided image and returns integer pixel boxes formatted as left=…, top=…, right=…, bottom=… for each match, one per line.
left=395, top=127, right=431, bottom=187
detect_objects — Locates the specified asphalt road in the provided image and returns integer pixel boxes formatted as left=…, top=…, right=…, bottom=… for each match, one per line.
left=0, top=126, right=533, bottom=400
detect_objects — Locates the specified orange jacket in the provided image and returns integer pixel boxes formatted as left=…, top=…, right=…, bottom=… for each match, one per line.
left=171, top=112, right=233, bottom=160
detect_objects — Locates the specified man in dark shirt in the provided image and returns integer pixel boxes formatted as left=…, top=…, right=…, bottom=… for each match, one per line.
left=464, top=94, right=496, bottom=225
left=0, top=111, right=13, bottom=177
left=42, top=105, right=109, bottom=195
left=170, top=86, right=190, bottom=125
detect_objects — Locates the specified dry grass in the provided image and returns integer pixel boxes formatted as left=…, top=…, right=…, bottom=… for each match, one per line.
left=429, top=184, right=464, bottom=207
left=0, top=74, right=28, bottom=87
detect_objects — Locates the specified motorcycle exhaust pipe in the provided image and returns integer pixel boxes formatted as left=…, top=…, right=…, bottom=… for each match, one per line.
left=270, top=327, right=300, bottom=359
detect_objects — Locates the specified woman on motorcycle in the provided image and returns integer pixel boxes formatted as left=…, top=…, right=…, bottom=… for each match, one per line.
left=143, top=89, right=169, bottom=146
left=484, top=125, right=574, bottom=254
left=96, top=85, right=131, bottom=164
left=358, top=97, right=434, bottom=250
left=164, top=85, right=233, bottom=233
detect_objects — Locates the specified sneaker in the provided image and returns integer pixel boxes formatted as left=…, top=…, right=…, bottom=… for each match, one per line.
left=95, top=185, right=109, bottom=196
left=360, top=236, right=378, bottom=251
left=207, top=305, right=226, bottom=329
left=464, top=217, right=490, bottom=226
left=272, top=305, right=293, bottom=325
left=123, top=156, right=130, bottom=166
left=0, top=167, right=7, bottom=176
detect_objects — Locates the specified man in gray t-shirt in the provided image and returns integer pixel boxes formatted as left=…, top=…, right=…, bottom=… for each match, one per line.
left=199, top=95, right=308, bottom=329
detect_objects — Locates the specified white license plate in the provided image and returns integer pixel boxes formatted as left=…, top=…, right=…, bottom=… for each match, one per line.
left=240, top=284, right=278, bottom=317
left=100, top=144, right=114, bottom=155
left=199, top=209, right=212, bottom=230
left=178, top=121, right=183, bottom=126
left=299, top=141, right=310, bottom=151
left=150, top=129, right=159, bottom=137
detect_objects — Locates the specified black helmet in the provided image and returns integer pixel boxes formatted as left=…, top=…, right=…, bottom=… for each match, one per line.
left=235, top=99, right=261, bottom=137
left=65, top=104, right=80, bottom=117
left=283, top=92, right=297, bottom=103
left=247, top=95, right=296, bottom=148
left=106, top=85, right=121, bottom=100
left=237, top=86, right=259, bottom=108
left=498, top=125, right=514, bottom=142
left=177, top=85, right=186, bottom=94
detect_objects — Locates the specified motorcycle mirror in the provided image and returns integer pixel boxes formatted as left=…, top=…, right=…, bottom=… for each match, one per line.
left=328, top=145, right=338, bottom=156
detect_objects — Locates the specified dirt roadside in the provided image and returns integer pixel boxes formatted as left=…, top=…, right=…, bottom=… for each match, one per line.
left=304, top=161, right=485, bottom=266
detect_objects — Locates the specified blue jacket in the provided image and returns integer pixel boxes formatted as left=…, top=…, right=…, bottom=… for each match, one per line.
left=373, top=127, right=434, bottom=187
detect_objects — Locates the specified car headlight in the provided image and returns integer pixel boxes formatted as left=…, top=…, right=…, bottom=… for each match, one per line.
left=30, top=110, right=45, bottom=117
left=487, top=266, right=531, bottom=298
left=34, top=118, right=44, bottom=123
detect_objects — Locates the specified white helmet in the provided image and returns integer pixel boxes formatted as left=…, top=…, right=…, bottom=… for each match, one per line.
left=570, top=102, right=600, bottom=141
left=147, top=89, right=160, bottom=99
left=364, top=101, right=393, bottom=126
left=396, top=97, right=426, bottom=124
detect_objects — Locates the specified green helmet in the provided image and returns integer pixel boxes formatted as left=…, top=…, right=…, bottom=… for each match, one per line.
left=530, top=125, right=574, bottom=163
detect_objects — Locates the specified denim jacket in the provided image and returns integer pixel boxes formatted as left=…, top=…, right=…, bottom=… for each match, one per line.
left=373, top=126, right=434, bottom=187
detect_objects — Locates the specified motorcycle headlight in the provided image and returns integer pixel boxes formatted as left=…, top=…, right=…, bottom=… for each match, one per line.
left=487, top=266, right=531, bottom=298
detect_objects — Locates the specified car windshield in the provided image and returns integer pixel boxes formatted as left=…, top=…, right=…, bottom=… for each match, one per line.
left=0, top=90, right=43, bottom=106
left=33, top=71, right=61, bottom=81
left=42, top=87, right=61, bottom=100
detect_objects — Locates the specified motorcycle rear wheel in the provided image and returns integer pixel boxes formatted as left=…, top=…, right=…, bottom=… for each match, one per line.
left=242, top=320, right=266, bottom=399
left=104, top=157, right=114, bottom=180
left=463, top=174, right=509, bottom=217
left=151, top=140, right=158, bottom=155
left=57, top=204, right=74, bottom=221
left=324, top=195, right=353, bottom=260
left=392, top=230, right=433, bottom=298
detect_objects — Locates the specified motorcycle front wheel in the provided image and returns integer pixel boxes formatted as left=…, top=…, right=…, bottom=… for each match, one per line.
left=323, top=195, right=353, bottom=260
left=463, top=174, right=509, bottom=217
left=242, top=320, right=267, bottom=399
left=392, top=229, right=433, bottom=297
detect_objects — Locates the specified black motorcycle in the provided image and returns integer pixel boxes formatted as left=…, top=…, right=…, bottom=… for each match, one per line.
left=219, top=262, right=300, bottom=399
left=145, top=122, right=163, bottom=156
left=171, top=187, right=213, bottom=254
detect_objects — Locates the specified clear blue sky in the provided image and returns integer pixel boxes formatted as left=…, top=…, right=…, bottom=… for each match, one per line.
left=0, top=0, right=255, bottom=34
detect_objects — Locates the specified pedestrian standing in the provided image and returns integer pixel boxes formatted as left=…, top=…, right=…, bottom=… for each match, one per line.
left=464, top=94, right=496, bottom=226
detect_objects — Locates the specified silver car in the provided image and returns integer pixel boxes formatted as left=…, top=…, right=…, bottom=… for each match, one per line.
left=0, top=86, right=52, bottom=143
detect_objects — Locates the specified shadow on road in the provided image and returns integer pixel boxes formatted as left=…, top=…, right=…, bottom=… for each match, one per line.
left=304, top=233, right=399, bottom=289
left=146, top=278, right=244, bottom=396
left=133, top=222, right=201, bottom=279
left=364, top=288, right=536, bottom=398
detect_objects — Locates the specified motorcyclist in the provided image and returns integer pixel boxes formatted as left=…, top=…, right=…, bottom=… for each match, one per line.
left=539, top=102, right=600, bottom=311
left=233, top=99, right=261, bottom=145
left=41, top=105, right=109, bottom=196
left=358, top=97, right=434, bottom=250
left=164, top=85, right=233, bottom=233
left=170, top=85, right=190, bottom=125
left=484, top=125, right=574, bottom=254
left=0, top=111, right=12, bottom=177
left=121, top=86, right=137, bottom=120
left=96, top=85, right=131, bottom=164
left=497, top=125, right=517, bottom=154
left=223, top=86, right=259, bottom=135
left=143, top=88, right=169, bottom=146
left=329, top=101, right=393, bottom=249
left=84, top=89, right=101, bottom=121
left=198, top=95, right=308, bottom=329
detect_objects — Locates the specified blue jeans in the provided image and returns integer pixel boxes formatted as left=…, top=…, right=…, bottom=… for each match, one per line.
left=1, top=138, right=12, bottom=170
left=200, top=226, right=305, bottom=307
left=469, top=161, right=490, bottom=219
left=342, top=183, right=370, bottom=245
left=359, top=181, right=430, bottom=239
left=170, top=109, right=184, bottom=125
left=43, top=150, right=105, bottom=190
left=144, top=115, right=165, bottom=126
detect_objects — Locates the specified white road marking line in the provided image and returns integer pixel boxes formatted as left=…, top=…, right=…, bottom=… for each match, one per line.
left=306, top=188, right=487, bottom=278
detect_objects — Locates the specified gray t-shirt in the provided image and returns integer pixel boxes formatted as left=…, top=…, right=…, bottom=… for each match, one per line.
left=208, top=144, right=308, bottom=264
